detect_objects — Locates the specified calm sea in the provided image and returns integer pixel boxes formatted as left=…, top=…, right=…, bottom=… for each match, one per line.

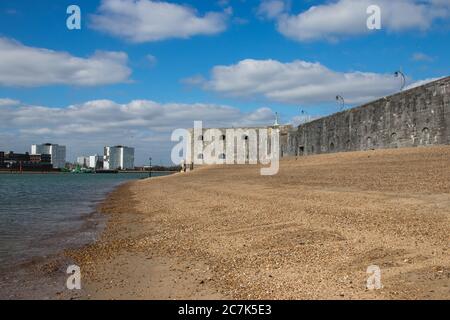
left=0, top=172, right=169, bottom=272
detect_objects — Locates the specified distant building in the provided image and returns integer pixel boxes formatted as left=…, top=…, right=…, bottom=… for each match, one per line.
left=185, top=120, right=292, bottom=168
left=88, top=154, right=103, bottom=169
left=103, top=146, right=134, bottom=170
left=76, top=156, right=89, bottom=167
left=4, top=151, right=30, bottom=163
left=31, top=143, right=66, bottom=169
left=0, top=151, right=53, bottom=171
left=29, top=154, right=51, bottom=164
left=76, top=154, right=103, bottom=169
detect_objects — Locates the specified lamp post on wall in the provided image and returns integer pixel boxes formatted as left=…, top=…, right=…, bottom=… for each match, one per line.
left=300, top=108, right=308, bottom=117
left=336, top=95, right=345, bottom=111
left=149, top=157, right=152, bottom=178
left=299, top=108, right=309, bottom=125
left=394, top=70, right=406, bottom=91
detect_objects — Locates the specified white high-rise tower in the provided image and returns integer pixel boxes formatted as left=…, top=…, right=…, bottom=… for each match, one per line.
left=31, top=143, right=66, bottom=169
left=103, top=146, right=134, bottom=170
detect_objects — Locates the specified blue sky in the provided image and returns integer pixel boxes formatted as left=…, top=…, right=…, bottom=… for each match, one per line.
left=0, top=0, right=449, bottom=164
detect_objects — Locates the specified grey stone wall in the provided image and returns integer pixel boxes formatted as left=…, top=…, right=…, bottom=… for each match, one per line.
left=288, top=76, right=450, bottom=156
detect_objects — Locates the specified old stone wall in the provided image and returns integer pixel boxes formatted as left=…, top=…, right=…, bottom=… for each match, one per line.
left=288, top=76, right=450, bottom=156
left=186, top=125, right=292, bottom=166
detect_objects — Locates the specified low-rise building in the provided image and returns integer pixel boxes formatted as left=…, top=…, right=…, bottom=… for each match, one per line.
left=29, top=153, right=51, bottom=163
left=0, top=151, right=53, bottom=171
left=4, top=151, right=30, bottom=163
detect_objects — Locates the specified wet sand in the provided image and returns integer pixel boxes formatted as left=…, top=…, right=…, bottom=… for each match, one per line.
left=0, top=208, right=106, bottom=300
left=67, top=146, right=450, bottom=300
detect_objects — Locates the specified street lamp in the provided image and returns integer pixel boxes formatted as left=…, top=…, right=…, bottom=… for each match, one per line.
left=149, top=157, right=152, bottom=178
left=394, top=70, right=406, bottom=91
left=274, top=112, right=280, bottom=126
left=299, top=108, right=308, bottom=124
left=336, top=95, right=345, bottom=111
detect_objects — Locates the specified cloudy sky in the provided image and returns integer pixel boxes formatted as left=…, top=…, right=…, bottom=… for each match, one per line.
left=0, top=0, right=449, bottom=164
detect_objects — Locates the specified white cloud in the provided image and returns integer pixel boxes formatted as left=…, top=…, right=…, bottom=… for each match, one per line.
left=146, top=54, right=157, bottom=67
left=181, top=75, right=206, bottom=86
left=411, top=52, right=434, bottom=62
left=0, top=38, right=131, bottom=87
left=290, top=114, right=323, bottom=127
left=0, top=99, right=275, bottom=164
left=90, top=0, right=229, bottom=43
left=267, top=0, right=450, bottom=42
left=193, top=58, right=406, bottom=105
left=403, top=77, right=444, bottom=90
left=257, top=0, right=287, bottom=19
left=0, top=98, right=20, bottom=107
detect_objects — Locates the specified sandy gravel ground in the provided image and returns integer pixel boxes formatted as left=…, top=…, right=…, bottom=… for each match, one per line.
left=67, top=146, right=450, bottom=300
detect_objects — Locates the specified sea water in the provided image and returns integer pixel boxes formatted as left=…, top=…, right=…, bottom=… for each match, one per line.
left=0, top=172, right=169, bottom=271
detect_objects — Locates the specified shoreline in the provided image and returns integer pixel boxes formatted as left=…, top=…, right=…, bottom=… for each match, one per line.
left=3, top=147, right=448, bottom=299
left=0, top=206, right=106, bottom=299
left=64, top=146, right=449, bottom=300
left=0, top=174, right=168, bottom=299
left=65, top=173, right=230, bottom=300
left=0, top=170, right=179, bottom=174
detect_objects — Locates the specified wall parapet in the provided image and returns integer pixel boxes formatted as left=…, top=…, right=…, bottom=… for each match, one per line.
left=288, top=76, right=450, bottom=156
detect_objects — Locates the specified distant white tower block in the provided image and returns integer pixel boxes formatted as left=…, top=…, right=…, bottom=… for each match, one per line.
left=31, top=143, right=66, bottom=169
left=104, top=146, right=135, bottom=170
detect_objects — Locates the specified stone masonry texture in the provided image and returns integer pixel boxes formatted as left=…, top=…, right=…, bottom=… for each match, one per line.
left=287, top=76, right=450, bottom=156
